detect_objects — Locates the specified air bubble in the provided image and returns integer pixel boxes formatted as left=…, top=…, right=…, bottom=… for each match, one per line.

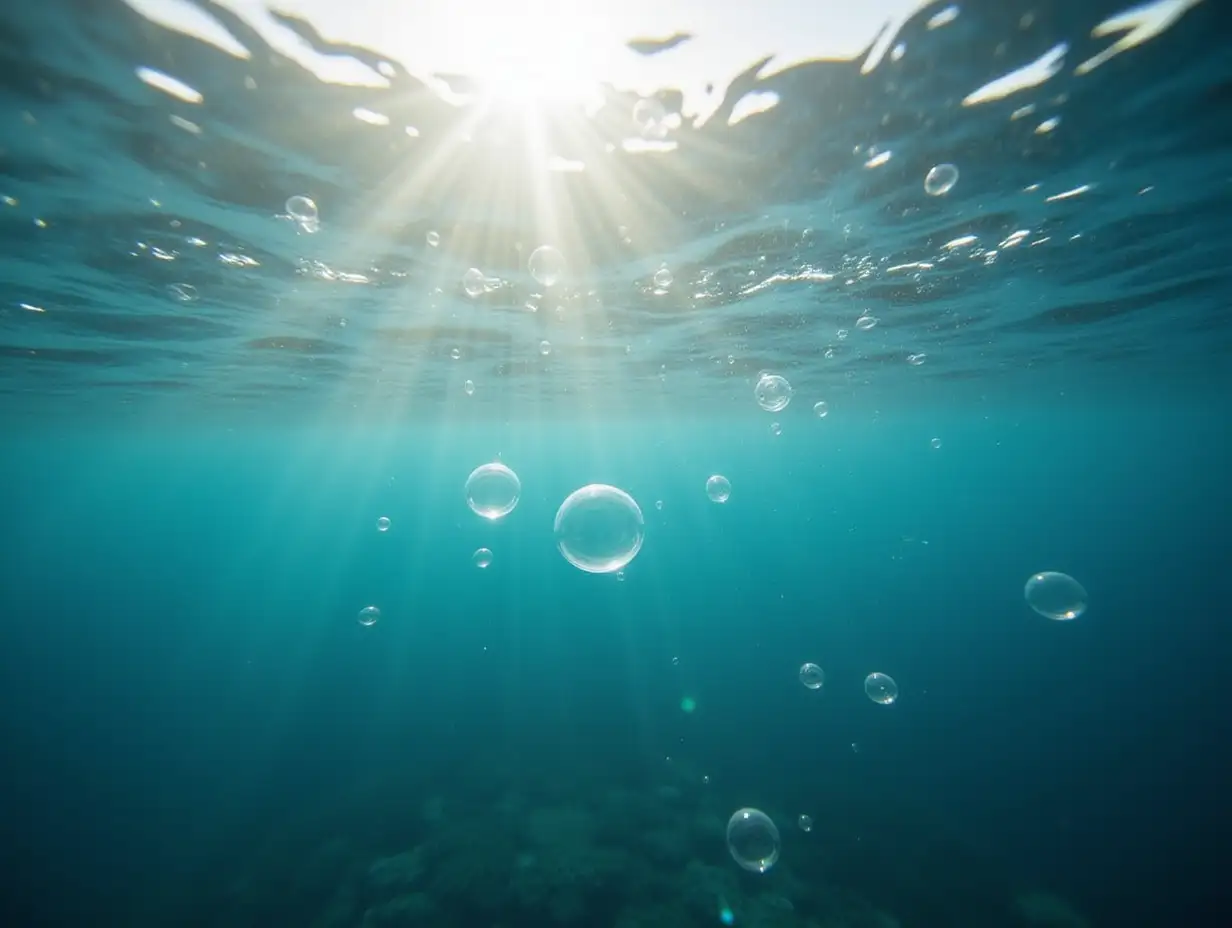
left=529, top=245, right=565, bottom=287
left=754, top=373, right=793, bottom=412
left=865, top=672, right=899, bottom=705
left=799, top=663, right=824, bottom=689
left=465, top=463, right=521, bottom=520
left=726, top=809, right=780, bottom=873
left=285, top=195, right=318, bottom=224
left=462, top=268, right=486, bottom=297
left=706, top=475, right=731, bottom=503
left=553, top=484, right=645, bottom=574
left=925, top=163, right=959, bottom=196
left=1024, top=571, right=1087, bottom=620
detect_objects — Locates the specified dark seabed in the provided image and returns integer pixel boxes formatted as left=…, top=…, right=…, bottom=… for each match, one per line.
left=0, top=1, right=1230, bottom=926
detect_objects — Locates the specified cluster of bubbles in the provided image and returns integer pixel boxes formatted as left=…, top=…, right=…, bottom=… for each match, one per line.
left=289, top=169, right=1098, bottom=893
left=282, top=199, right=573, bottom=299
left=355, top=486, right=1088, bottom=876
left=752, top=372, right=837, bottom=425
left=358, top=468, right=1092, bottom=880
left=721, top=676, right=920, bottom=873
left=277, top=194, right=954, bottom=413
left=286, top=158, right=951, bottom=291
left=464, top=464, right=649, bottom=576
left=368, top=472, right=1090, bottom=607
left=460, top=244, right=564, bottom=298
left=800, top=661, right=898, bottom=705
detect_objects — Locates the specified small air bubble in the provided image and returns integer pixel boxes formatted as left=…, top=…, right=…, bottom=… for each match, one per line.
left=924, top=163, right=959, bottom=196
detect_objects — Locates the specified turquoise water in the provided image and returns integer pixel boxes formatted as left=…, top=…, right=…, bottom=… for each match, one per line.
left=1, top=1, right=1230, bottom=926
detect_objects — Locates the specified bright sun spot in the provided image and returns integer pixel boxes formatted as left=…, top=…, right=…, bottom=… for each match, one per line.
left=420, top=0, right=612, bottom=106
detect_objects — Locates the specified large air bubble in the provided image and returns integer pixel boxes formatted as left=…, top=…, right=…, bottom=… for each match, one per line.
left=554, top=484, right=645, bottom=574
left=726, top=808, right=780, bottom=873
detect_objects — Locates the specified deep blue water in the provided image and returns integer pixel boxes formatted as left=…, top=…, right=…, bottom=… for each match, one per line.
left=1, top=1, right=1230, bottom=926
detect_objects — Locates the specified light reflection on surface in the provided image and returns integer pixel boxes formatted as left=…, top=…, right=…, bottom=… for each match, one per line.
left=123, top=0, right=927, bottom=119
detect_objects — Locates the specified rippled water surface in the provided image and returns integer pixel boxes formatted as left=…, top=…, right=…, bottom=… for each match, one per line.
left=1, top=0, right=1227, bottom=419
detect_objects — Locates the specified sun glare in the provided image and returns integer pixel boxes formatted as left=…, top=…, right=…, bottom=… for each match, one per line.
left=423, top=0, right=611, bottom=107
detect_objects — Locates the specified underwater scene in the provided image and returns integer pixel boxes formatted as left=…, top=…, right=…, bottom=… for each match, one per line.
left=1, top=0, right=1229, bottom=925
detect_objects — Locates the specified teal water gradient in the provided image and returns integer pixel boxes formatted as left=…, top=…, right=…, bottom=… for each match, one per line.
left=1, top=394, right=1226, bottom=922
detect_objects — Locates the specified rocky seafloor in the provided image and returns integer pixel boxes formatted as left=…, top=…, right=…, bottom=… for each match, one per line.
left=192, top=760, right=1089, bottom=928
